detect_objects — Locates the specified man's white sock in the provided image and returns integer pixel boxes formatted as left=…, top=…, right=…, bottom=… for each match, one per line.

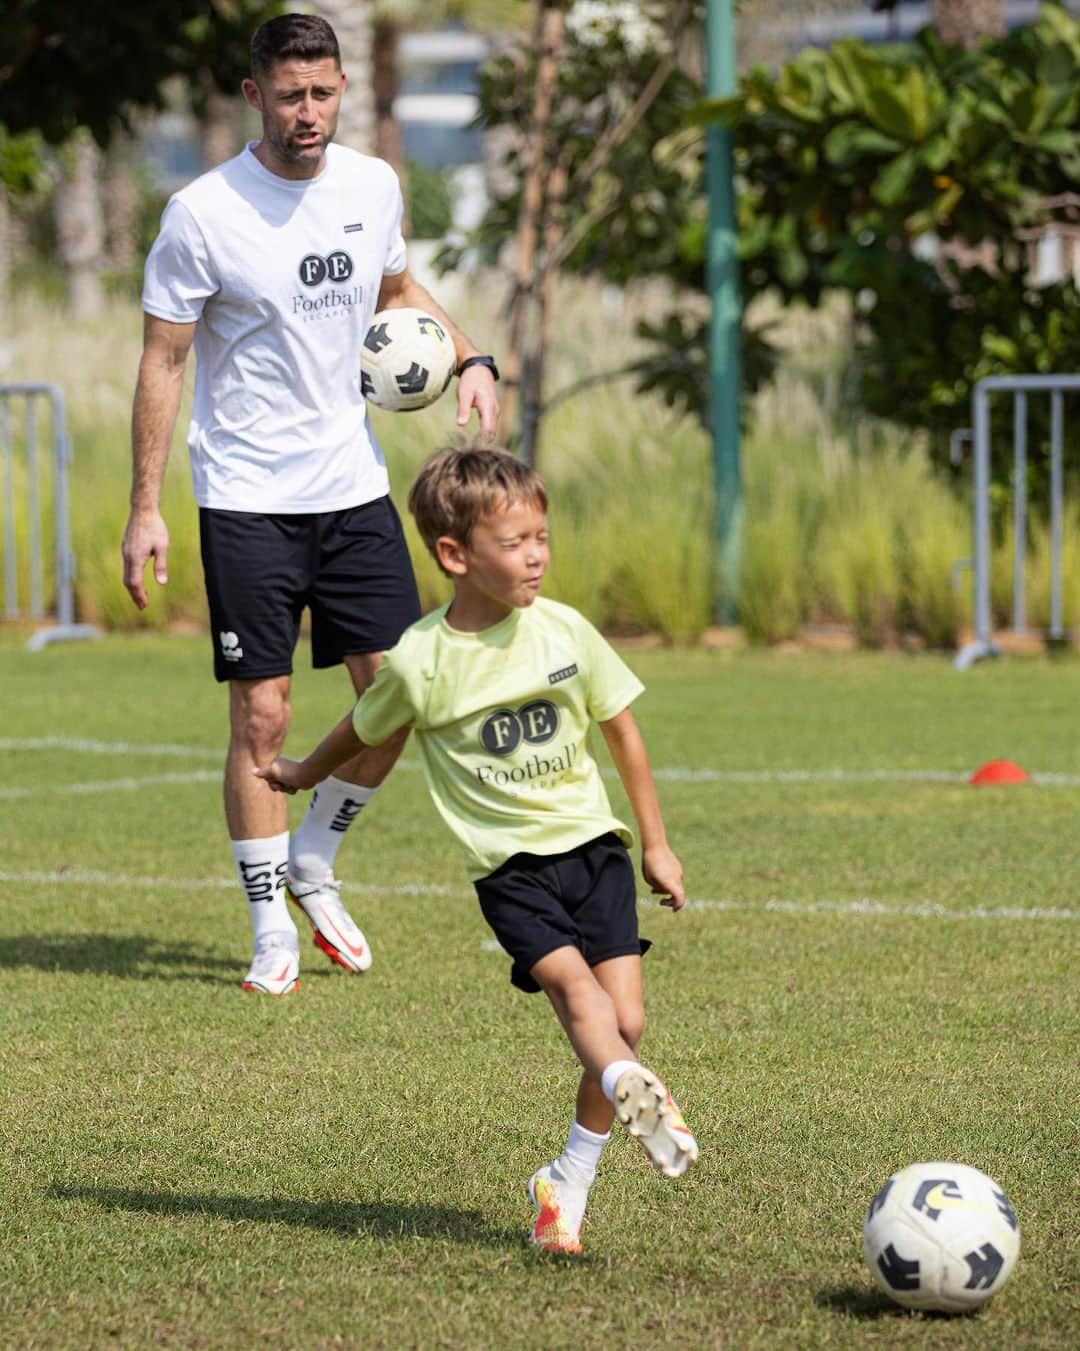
left=557, top=1119, right=611, bottom=1188
left=600, top=1059, right=643, bottom=1104
left=231, top=832, right=295, bottom=944
left=289, top=776, right=376, bottom=882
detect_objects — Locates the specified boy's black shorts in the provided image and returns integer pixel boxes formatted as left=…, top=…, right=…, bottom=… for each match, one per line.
left=199, top=496, right=421, bottom=682
left=474, top=833, right=651, bottom=994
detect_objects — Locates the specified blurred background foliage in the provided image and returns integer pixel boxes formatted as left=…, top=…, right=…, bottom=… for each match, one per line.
left=3, top=1, right=1080, bottom=645
left=443, top=2, right=1079, bottom=487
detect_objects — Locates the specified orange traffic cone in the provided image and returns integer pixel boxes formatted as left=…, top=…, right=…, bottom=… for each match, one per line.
left=969, top=760, right=1030, bottom=786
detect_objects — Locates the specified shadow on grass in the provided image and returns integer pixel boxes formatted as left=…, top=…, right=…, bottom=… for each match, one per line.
left=0, top=933, right=243, bottom=984
left=815, top=1286, right=955, bottom=1321
left=50, top=1186, right=521, bottom=1249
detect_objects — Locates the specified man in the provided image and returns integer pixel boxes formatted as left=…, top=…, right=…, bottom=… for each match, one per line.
left=121, top=13, right=499, bottom=995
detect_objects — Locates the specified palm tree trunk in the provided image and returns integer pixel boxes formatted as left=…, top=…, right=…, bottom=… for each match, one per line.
left=373, top=19, right=409, bottom=234
left=501, top=1, right=565, bottom=457
left=200, top=77, right=239, bottom=170
left=104, top=131, right=140, bottom=276
left=54, top=131, right=105, bottom=318
left=0, top=185, right=10, bottom=324
left=931, top=0, right=1005, bottom=47
left=320, top=0, right=376, bottom=154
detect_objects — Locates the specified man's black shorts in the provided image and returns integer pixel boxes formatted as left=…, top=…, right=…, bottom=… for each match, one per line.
left=199, top=496, right=421, bottom=682
left=474, top=833, right=651, bottom=994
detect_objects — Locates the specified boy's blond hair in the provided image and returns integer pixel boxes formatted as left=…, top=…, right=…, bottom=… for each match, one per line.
left=408, top=445, right=548, bottom=571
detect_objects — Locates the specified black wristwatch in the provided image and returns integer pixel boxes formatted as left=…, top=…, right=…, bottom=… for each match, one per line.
left=457, top=354, right=500, bottom=381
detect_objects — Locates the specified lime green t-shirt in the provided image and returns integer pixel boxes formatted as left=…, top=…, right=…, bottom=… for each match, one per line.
left=353, top=597, right=644, bottom=879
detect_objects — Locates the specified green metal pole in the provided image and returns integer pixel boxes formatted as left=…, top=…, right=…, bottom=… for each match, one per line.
left=706, top=0, right=742, bottom=624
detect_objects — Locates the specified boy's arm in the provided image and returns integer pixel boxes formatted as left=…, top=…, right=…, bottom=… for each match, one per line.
left=253, top=713, right=366, bottom=794
left=598, top=707, right=685, bottom=910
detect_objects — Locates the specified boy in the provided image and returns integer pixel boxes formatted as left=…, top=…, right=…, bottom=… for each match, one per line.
left=255, top=446, right=698, bottom=1254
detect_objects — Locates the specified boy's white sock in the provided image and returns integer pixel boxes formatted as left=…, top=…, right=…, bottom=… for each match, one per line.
left=231, top=832, right=295, bottom=943
left=556, top=1120, right=611, bottom=1187
left=289, top=776, right=376, bottom=882
left=600, top=1059, right=644, bottom=1104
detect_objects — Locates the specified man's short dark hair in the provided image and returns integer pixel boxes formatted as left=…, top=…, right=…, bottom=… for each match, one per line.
left=250, top=14, right=341, bottom=79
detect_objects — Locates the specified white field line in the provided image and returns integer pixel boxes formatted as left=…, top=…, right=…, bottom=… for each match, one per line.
left=656, top=897, right=1079, bottom=922
left=0, top=771, right=222, bottom=800
left=0, top=869, right=1074, bottom=922
left=0, top=737, right=222, bottom=760
left=0, top=868, right=457, bottom=896
left=4, top=736, right=1080, bottom=789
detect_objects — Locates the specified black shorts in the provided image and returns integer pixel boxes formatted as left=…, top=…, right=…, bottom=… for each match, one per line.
left=474, top=833, right=651, bottom=994
left=199, top=497, right=421, bottom=682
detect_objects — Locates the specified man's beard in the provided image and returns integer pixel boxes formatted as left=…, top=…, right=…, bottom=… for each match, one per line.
left=268, top=124, right=335, bottom=162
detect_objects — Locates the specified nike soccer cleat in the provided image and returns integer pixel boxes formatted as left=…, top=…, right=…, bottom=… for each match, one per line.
left=614, top=1068, right=699, bottom=1178
left=241, top=931, right=300, bottom=996
left=287, top=873, right=372, bottom=973
left=528, top=1163, right=588, bottom=1255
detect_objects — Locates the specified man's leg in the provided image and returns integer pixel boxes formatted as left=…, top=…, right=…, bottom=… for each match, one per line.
left=227, top=676, right=299, bottom=995
left=284, top=652, right=404, bottom=972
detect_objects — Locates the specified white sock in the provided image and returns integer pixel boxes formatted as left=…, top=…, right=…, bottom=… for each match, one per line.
left=557, top=1120, right=610, bottom=1187
left=600, top=1059, right=643, bottom=1104
left=289, top=776, right=376, bottom=882
left=231, top=832, right=296, bottom=945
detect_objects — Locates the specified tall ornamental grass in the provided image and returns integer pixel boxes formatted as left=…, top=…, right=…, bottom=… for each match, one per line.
left=6, top=283, right=1073, bottom=648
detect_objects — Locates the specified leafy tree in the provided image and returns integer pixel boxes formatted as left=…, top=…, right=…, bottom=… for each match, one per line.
left=0, top=1, right=283, bottom=147
left=696, top=1, right=1080, bottom=484
left=438, top=0, right=714, bottom=458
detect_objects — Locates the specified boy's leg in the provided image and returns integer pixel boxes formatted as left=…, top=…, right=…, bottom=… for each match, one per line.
left=532, top=958, right=641, bottom=1253
left=532, top=946, right=698, bottom=1178
left=573, top=954, right=645, bottom=1134
left=525, top=946, right=633, bottom=1254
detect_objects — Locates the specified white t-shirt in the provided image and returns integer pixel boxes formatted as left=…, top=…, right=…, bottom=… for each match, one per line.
left=142, top=143, right=407, bottom=513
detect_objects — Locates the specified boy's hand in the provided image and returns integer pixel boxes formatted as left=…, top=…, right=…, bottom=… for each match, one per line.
left=252, top=758, right=313, bottom=795
left=643, top=844, right=686, bottom=910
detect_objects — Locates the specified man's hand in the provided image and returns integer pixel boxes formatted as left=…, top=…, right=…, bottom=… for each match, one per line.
left=643, top=843, right=686, bottom=910
left=456, top=365, right=500, bottom=440
left=252, top=758, right=316, bottom=795
left=121, top=508, right=170, bottom=609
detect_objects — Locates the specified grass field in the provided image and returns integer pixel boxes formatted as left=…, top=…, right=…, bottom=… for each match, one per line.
left=1, top=634, right=1078, bottom=1348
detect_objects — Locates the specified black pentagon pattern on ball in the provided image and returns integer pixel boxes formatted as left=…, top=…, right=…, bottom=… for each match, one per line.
left=877, top=1243, right=920, bottom=1292
left=993, top=1188, right=1019, bottom=1232
left=913, top=1177, right=962, bottom=1221
left=395, top=362, right=430, bottom=395
left=866, top=1177, right=894, bottom=1222
left=360, top=370, right=375, bottom=397
left=963, top=1243, right=1005, bottom=1290
left=364, top=322, right=392, bottom=353
left=418, top=316, right=447, bottom=340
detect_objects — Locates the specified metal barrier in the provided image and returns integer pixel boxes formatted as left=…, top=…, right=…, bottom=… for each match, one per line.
left=1, top=382, right=100, bottom=651
left=955, top=374, right=1080, bottom=670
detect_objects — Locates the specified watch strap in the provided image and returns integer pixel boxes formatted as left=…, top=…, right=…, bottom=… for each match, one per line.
left=457, top=354, right=500, bottom=381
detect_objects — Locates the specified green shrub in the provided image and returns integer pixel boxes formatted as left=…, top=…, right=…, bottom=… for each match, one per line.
left=0, top=283, right=984, bottom=650
left=900, top=478, right=971, bottom=649
left=738, top=491, right=804, bottom=644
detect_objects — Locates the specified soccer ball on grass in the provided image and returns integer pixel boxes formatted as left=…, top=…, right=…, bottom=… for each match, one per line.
left=360, top=306, right=456, bottom=411
left=863, top=1160, right=1020, bottom=1313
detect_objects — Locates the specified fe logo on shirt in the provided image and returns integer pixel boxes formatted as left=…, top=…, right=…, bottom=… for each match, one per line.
left=480, top=700, right=559, bottom=756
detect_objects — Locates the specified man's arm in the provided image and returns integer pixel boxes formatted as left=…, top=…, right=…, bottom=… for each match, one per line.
left=254, top=713, right=368, bottom=794
left=376, top=268, right=499, bottom=438
left=599, top=707, right=686, bottom=909
left=121, top=315, right=196, bottom=609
